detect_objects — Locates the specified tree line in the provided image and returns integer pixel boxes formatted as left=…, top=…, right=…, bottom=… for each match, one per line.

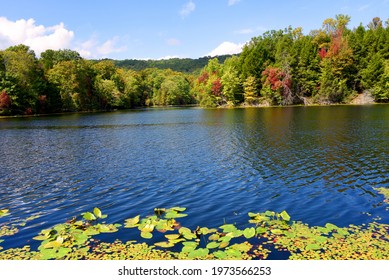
left=0, top=15, right=388, bottom=115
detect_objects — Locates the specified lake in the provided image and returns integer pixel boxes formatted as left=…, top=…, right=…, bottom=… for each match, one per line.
left=0, top=105, right=388, bottom=253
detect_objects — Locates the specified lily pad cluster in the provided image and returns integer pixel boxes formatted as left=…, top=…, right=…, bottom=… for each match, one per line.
left=32, top=207, right=120, bottom=260
left=1, top=205, right=389, bottom=260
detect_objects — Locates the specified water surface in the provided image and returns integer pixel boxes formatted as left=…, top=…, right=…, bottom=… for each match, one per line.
left=0, top=105, right=388, bottom=250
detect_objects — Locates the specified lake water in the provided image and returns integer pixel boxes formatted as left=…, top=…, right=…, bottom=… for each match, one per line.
left=0, top=105, right=388, bottom=252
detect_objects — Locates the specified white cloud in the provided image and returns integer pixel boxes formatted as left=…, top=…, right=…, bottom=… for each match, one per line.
left=166, top=38, right=181, bottom=46
left=179, top=1, right=196, bottom=18
left=76, top=36, right=127, bottom=58
left=228, top=0, right=241, bottom=6
left=0, top=17, right=74, bottom=55
left=207, top=41, right=244, bottom=56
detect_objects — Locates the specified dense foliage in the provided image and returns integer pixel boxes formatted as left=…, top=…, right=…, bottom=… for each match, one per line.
left=113, top=55, right=232, bottom=73
left=1, top=15, right=388, bottom=115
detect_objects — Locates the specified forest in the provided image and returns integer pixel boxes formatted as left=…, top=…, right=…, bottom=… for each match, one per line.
left=0, top=15, right=388, bottom=115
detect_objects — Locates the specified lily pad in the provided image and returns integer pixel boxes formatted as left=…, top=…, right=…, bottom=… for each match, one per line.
left=206, top=242, right=220, bottom=249
left=154, top=241, right=174, bottom=248
left=243, top=227, right=256, bottom=239
left=93, top=208, right=102, bottom=218
left=219, top=224, right=237, bottom=233
left=124, top=215, right=140, bottom=228
left=305, top=244, right=321, bottom=251
left=213, top=250, right=227, bottom=259
left=165, top=234, right=180, bottom=240
left=141, top=232, right=153, bottom=239
left=280, top=210, right=291, bottom=222
left=83, top=212, right=96, bottom=221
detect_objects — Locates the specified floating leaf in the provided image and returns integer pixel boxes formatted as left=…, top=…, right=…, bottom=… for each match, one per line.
left=280, top=210, right=291, bottom=222
left=165, top=234, right=180, bottom=240
left=179, top=227, right=191, bottom=235
left=139, top=223, right=155, bottom=233
left=170, top=207, right=186, bottom=212
left=337, top=228, right=349, bottom=236
left=188, top=248, right=209, bottom=259
left=182, top=246, right=196, bottom=253
left=154, top=241, right=174, bottom=248
left=325, top=223, right=338, bottom=231
left=230, top=242, right=252, bottom=252
left=43, top=241, right=62, bottom=249
left=93, top=208, right=102, bottom=218
left=213, top=250, right=227, bottom=259
left=182, top=241, right=198, bottom=248
left=124, top=215, right=140, bottom=228
left=219, top=224, right=236, bottom=233
left=208, top=233, right=220, bottom=241
left=83, top=212, right=96, bottom=221
left=315, top=236, right=327, bottom=243
left=225, top=248, right=242, bottom=258
left=206, top=242, right=220, bottom=249
left=141, top=232, right=153, bottom=239
left=271, top=229, right=283, bottom=235
left=219, top=241, right=229, bottom=249
left=0, top=209, right=9, bottom=217
left=243, top=227, right=256, bottom=239
left=165, top=212, right=187, bottom=219
left=248, top=212, right=259, bottom=218
left=305, top=244, right=321, bottom=250
left=256, top=227, right=267, bottom=234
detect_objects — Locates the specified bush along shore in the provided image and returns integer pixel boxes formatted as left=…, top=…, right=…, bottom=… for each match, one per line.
left=1, top=187, right=388, bottom=260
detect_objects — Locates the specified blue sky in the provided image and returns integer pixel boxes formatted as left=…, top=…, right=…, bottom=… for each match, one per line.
left=0, top=0, right=388, bottom=59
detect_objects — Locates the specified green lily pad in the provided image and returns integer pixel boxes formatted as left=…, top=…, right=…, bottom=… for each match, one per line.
left=213, top=250, right=227, bottom=259
left=243, top=227, right=256, bottom=239
left=256, top=227, right=267, bottom=234
left=141, top=232, right=153, bottom=239
left=219, top=224, right=237, bottom=233
left=154, top=241, right=174, bottom=248
left=93, top=207, right=102, bottom=218
left=271, top=229, right=283, bottom=235
left=83, top=212, right=96, bottom=221
left=165, top=234, right=180, bottom=240
left=124, top=215, right=140, bottom=228
left=170, top=207, right=186, bottom=212
left=178, top=227, right=191, bottom=235
left=206, top=242, right=220, bottom=249
left=325, top=223, right=338, bottom=231
left=165, top=212, right=187, bottom=219
left=208, top=233, right=220, bottom=241
left=305, top=244, right=321, bottom=250
left=280, top=210, right=291, bottom=222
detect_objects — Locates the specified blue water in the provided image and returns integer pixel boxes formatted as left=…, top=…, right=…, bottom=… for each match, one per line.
left=0, top=105, right=388, bottom=252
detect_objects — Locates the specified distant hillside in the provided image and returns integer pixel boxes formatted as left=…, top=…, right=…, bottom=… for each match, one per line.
left=112, top=55, right=234, bottom=73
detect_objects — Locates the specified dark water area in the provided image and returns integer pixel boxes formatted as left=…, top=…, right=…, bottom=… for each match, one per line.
left=0, top=105, right=388, bottom=256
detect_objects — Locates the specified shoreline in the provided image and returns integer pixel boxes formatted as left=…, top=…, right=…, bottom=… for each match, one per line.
left=1, top=101, right=387, bottom=120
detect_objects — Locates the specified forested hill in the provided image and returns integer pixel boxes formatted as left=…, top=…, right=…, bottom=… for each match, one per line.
left=112, top=55, right=233, bottom=73
left=1, top=15, right=388, bottom=116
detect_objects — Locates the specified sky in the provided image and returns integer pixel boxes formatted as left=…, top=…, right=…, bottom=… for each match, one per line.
left=0, top=0, right=388, bottom=60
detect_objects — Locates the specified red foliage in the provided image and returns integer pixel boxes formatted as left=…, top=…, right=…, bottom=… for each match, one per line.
left=0, top=91, right=11, bottom=108
left=262, top=67, right=291, bottom=91
left=197, top=71, right=209, bottom=84
left=318, top=48, right=327, bottom=59
left=25, top=108, right=33, bottom=115
left=211, top=78, right=222, bottom=96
